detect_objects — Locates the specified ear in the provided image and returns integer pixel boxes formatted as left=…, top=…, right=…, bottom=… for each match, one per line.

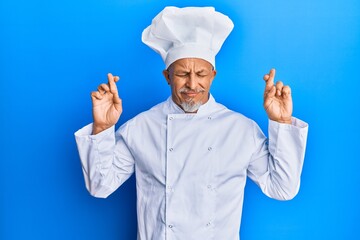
left=162, top=70, right=171, bottom=85
left=210, top=69, right=217, bottom=84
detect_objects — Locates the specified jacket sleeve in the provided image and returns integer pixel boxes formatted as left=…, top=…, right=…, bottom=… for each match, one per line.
left=74, top=123, right=135, bottom=198
left=247, top=117, right=308, bottom=200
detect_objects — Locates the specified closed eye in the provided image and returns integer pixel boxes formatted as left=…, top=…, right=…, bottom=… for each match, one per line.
left=175, top=72, right=190, bottom=77
left=197, top=73, right=208, bottom=77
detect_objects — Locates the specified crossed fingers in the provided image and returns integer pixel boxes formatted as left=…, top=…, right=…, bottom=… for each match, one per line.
left=91, top=73, right=120, bottom=102
left=263, top=69, right=291, bottom=99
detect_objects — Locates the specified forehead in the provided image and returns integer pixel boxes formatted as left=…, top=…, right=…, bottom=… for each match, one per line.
left=169, top=58, right=213, bottom=71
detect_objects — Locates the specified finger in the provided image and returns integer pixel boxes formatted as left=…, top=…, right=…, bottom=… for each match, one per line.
left=264, top=68, right=275, bottom=92
left=263, top=74, right=269, bottom=81
left=107, top=73, right=114, bottom=85
left=108, top=74, right=119, bottom=93
left=107, top=73, right=122, bottom=104
left=107, top=73, right=117, bottom=91
left=264, top=85, right=276, bottom=110
left=265, top=85, right=276, bottom=99
left=98, top=83, right=110, bottom=94
left=275, top=81, right=283, bottom=97
left=281, top=85, right=292, bottom=98
left=107, top=73, right=118, bottom=92
left=91, top=91, right=103, bottom=100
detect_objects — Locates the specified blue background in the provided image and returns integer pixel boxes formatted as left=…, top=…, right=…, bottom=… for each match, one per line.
left=1, top=0, right=359, bottom=239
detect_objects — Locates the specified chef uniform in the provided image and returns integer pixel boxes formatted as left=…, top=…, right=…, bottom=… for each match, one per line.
left=75, top=6, right=309, bottom=240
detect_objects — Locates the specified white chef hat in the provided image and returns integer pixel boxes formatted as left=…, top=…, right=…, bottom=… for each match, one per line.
left=142, top=6, right=234, bottom=69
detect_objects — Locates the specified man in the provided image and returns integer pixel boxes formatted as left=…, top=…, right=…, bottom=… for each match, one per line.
left=75, top=6, right=308, bottom=240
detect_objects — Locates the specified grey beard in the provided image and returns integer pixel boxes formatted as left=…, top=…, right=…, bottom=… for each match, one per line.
left=180, top=101, right=202, bottom=113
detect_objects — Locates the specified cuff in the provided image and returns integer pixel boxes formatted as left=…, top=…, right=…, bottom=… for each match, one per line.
left=74, top=123, right=115, bottom=141
left=269, top=117, right=308, bottom=130
left=268, top=117, right=309, bottom=156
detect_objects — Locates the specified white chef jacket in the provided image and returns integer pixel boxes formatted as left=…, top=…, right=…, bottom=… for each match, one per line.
left=75, top=94, right=308, bottom=240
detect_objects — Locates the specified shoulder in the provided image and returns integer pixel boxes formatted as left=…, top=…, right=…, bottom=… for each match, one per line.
left=118, top=100, right=168, bottom=130
left=136, top=100, right=168, bottom=121
left=213, top=102, right=263, bottom=136
left=213, top=102, right=255, bottom=126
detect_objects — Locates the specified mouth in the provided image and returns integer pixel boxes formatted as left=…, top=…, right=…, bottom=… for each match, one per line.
left=181, top=91, right=199, bottom=98
left=179, top=87, right=205, bottom=99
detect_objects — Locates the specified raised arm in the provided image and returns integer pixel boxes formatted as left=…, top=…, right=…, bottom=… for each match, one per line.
left=75, top=73, right=135, bottom=198
left=247, top=69, right=308, bottom=200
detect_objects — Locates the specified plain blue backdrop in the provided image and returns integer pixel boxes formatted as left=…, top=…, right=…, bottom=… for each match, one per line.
left=1, top=0, right=359, bottom=239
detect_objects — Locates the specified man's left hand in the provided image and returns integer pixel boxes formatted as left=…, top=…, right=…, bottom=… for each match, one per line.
left=263, top=69, right=293, bottom=124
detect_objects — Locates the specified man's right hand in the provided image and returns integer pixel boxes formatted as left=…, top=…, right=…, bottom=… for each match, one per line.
left=91, top=73, right=122, bottom=135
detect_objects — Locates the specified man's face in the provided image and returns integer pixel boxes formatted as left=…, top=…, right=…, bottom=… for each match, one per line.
left=163, top=58, right=216, bottom=113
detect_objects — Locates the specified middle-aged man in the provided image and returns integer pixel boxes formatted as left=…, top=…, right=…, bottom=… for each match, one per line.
left=75, top=6, right=308, bottom=240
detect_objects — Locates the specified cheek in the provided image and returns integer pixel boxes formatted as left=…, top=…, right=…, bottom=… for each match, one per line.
left=199, top=79, right=212, bottom=90
left=171, top=80, right=185, bottom=92
left=170, top=82, right=185, bottom=99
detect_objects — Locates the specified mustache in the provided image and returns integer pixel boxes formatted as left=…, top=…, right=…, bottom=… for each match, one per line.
left=179, top=86, right=205, bottom=93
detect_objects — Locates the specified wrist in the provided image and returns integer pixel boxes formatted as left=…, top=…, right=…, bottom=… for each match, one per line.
left=92, top=124, right=111, bottom=135
left=273, top=117, right=292, bottom=125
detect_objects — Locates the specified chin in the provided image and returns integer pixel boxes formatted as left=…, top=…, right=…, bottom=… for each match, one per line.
left=180, top=101, right=202, bottom=113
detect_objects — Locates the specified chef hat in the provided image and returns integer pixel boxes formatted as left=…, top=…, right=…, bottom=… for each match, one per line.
left=142, top=6, right=234, bottom=69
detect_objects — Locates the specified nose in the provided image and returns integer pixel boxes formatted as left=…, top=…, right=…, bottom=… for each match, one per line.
left=186, top=73, right=198, bottom=90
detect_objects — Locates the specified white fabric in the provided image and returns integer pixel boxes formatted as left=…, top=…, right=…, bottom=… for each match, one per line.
left=142, top=7, right=234, bottom=69
left=75, top=95, right=308, bottom=240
